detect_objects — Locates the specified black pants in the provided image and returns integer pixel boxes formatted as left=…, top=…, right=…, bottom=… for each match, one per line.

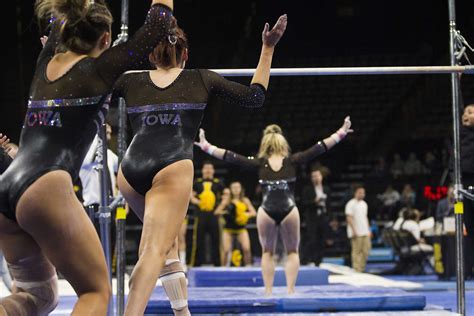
left=302, top=209, right=327, bottom=265
left=191, top=211, right=221, bottom=266
left=463, top=173, right=474, bottom=278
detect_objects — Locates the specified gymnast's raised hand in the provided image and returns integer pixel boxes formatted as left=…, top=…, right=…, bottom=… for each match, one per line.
left=262, top=14, right=288, bottom=48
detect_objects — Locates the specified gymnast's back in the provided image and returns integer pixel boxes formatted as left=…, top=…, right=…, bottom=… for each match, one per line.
left=114, top=69, right=265, bottom=195
left=0, top=3, right=174, bottom=221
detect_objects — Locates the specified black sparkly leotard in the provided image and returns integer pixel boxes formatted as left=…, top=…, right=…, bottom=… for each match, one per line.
left=113, top=70, right=265, bottom=196
left=0, top=4, right=173, bottom=221
left=223, top=142, right=327, bottom=224
left=0, top=151, right=12, bottom=175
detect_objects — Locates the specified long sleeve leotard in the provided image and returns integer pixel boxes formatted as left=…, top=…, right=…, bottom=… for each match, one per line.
left=0, top=4, right=173, bottom=221
left=223, top=142, right=327, bottom=224
left=113, top=69, right=265, bottom=195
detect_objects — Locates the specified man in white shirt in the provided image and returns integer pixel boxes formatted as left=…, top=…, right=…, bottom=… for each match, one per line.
left=393, top=208, right=433, bottom=253
left=80, top=124, right=119, bottom=212
left=345, top=186, right=371, bottom=272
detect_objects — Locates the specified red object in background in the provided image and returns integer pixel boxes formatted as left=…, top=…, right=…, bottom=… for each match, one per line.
left=424, top=186, right=448, bottom=201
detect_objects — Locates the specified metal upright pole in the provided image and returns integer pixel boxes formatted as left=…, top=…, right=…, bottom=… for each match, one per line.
left=114, top=1, right=129, bottom=315
left=448, top=0, right=465, bottom=314
left=115, top=99, right=127, bottom=316
left=98, top=122, right=113, bottom=316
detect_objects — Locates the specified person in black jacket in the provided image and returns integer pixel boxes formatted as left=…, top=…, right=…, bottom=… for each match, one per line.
left=300, top=169, right=330, bottom=265
left=461, top=99, right=474, bottom=279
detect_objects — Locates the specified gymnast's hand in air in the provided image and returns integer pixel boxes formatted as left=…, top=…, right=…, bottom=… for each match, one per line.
left=194, top=128, right=229, bottom=159
left=40, top=36, right=48, bottom=48
left=194, top=129, right=213, bottom=153
left=262, top=14, right=288, bottom=48
left=0, top=134, right=10, bottom=151
left=249, top=14, right=288, bottom=90
left=321, top=116, right=354, bottom=149
left=340, top=116, right=354, bottom=135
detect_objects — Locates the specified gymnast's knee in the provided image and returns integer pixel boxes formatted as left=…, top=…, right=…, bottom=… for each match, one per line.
left=1, top=260, right=58, bottom=316
left=262, top=250, right=274, bottom=256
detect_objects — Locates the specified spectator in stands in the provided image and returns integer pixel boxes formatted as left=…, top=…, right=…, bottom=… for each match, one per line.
left=400, top=184, right=416, bottom=208
left=370, top=157, right=389, bottom=179
left=423, top=151, right=439, bottom=174
left=393, top=208, right=433, bottom=253
left=301, top=169, right=330, bottom=265
left=325, top=217, right=348, bottom=256
left=190, top=161, right=224, bottom=267
left=214, top=182, right=257, bottom=266
left=345, top=186, right=371, bottom=273
left=441, top=138, right=451, bottom=168
left=311, top=161, right=331, bottom=178
left=79, top=124, right=119, bottom=213
left=390, top=153, right=404, bottom=179
left=404, top=152, right=423, bottom=176
left=435, top=185, right=455, bottom=222
left=341, top=182, right=360, bottom=205
left=377, top=185, right=400, bottom=220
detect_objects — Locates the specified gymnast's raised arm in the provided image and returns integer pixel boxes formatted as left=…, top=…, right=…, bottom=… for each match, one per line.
left=96, top=0, right=175, bottom=86
left=194, top=129, right=260, bottom=170
left=290, top=116, right=354, bottom=164
left=198, top=14, right=288, bottom=108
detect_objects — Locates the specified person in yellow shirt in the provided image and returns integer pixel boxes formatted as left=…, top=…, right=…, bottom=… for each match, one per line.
left=190, top=161, right=225, bottom=266
left=215, top=182, right=257, bottom=266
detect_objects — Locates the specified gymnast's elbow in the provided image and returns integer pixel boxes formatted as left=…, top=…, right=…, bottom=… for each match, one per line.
left=242, top=84, right=266, bottom=108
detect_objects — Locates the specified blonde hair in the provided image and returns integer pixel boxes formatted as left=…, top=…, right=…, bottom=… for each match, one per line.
left=257, top=124, right=290, bottom=159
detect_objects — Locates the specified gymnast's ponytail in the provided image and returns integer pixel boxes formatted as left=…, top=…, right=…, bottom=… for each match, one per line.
left=35, top=0, right=113, bottom=54
left=257, top=124, right=290, bottom=159
left=149, top=19, right=188, bottom=70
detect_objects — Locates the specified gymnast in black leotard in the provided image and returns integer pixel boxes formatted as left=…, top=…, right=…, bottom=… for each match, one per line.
left=113, top=15, right=287, bottom=315
left=0, top=1, right=174, bottom=315
left=115, top=69, right=265, bottom=196
left=0, top=3, right=173, bottom=221
left=0, top=151, right=11, bottom=175
left=196, top=117, right=353, bottom=295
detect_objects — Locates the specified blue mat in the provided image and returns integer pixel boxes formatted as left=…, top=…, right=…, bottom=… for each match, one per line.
left=383, top=275, right=474, bottom=291
left=367, top=248, right=395, bottom=262
left=145, top=285, right=426, bottom=314
left=188, top=267, right=329, bottom=287
left=322, top=257, right=345, bottom=265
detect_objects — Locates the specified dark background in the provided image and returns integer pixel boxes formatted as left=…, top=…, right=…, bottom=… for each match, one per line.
left=3, top=0, right=474, bottom=142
